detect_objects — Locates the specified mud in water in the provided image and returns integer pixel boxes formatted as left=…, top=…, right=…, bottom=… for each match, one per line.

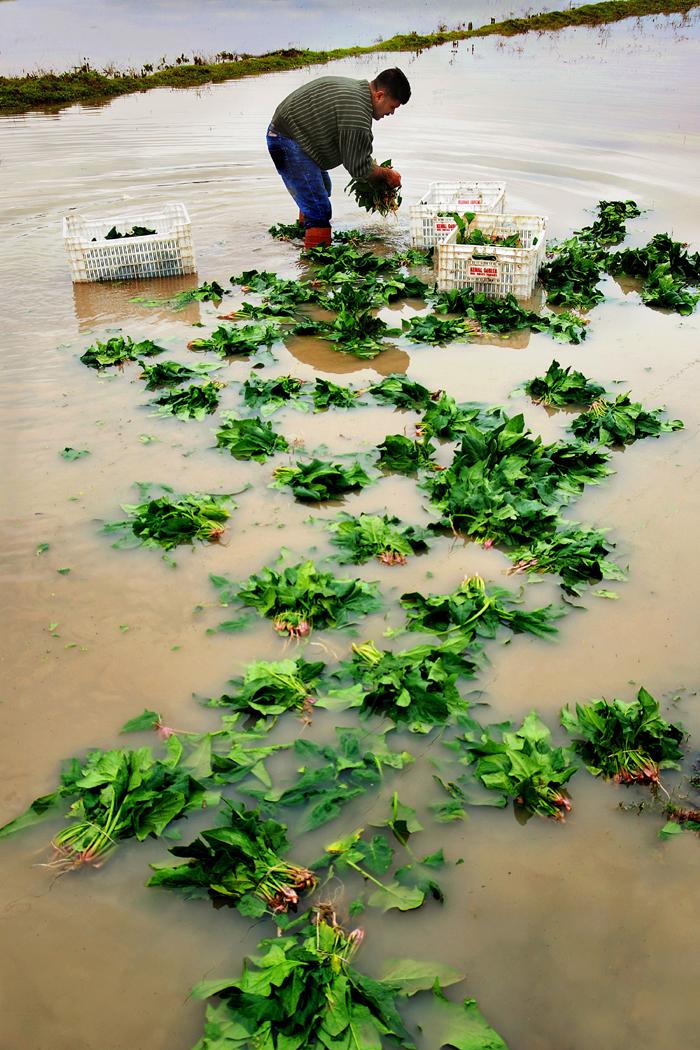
left=1, top=14, right=700, bottom=1050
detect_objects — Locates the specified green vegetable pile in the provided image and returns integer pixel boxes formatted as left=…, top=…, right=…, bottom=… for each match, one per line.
left=345, top=159, right=402, bottom=216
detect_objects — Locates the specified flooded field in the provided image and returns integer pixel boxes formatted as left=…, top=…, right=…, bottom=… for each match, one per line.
left=1, top=12, right=700, bottom=1050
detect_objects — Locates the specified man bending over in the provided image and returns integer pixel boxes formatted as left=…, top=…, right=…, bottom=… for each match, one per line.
left=267, top=68, right=411, bottom=249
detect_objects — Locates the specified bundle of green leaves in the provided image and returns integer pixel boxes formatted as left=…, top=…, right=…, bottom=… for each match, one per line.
left=132, top=280, right=226, bottom=309
left=607, top=232, right=700, bottom=315
left=210, top=559, right=382, bottom=638
left=80, top=335, right=166, bottom=369
left=242, top=726, right=413, bottom=830
left=457, top=711, right=578, bottom=820
left=314, top=816, right=446, bottom=914
left=188, top=321, right=280, bottom=356
left=524, top=360, right=606, bottom=407
left=575, top=199, right=641, bottom=246
left=368, top=373, right=435, bottom=410
left=311, top=378, right=362, bottom=411
left=148, top=802, right=316, bottom=915
left=303, top=242, right=398, bottom=281
left=241, top=374, right=307, bottom=414
left=440, top=211, right=522, bottom=248
left=376, top=434, right=436, bottom=474
left=104, top=224, right=155, bottom=239
left=508, top=522, right=626, bottom=596
left=401, top=314, right=473, bottom=346
left=151, top=380, right=224, bottom=420
left=139, top=360, right=218, bottom=390
left=104, top=485, right=234, bottom=549
left=540, top=238, right=607, bottom=310
left=271, top=457, right=373, bottom=501
left=561, top=687, right=685, bottom=786
left=209, top=657, right=325, bottom=721
left=294, top=286, right=400, bottom=358
left=268, top=219, right=305, bottom=240
left=215, top=414, right=289, bottom=461
left=430, top=287, right=588, bottom=344
left=327, top=511, right=431, bottom=565
left=418, top=394, right=481, bottom=439
left=342, top=639, right=478, bottom=732
left=345, top=158, right=402, bottom=216
left=423, top=412, right=610, bottom=545
left=400, top=574, right=563, bottom=641
left=0, top=745, right=212, bottom=868
left=569, top=394, right=683, bottom=446
left=230, top=269, right=315, bottom=303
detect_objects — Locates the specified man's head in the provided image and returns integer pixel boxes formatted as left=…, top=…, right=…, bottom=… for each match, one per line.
left=369, top=68, right=411, bottom=120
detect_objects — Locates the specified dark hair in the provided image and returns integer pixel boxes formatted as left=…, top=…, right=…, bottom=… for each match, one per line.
left=372, top=68, right=411, bottom=104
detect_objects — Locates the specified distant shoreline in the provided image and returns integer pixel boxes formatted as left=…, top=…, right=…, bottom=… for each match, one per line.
left=1, top=0, right=696, bottom=116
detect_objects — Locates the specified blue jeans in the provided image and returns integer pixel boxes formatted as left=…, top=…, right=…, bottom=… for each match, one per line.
left=266, top=123, right=332, bottom=229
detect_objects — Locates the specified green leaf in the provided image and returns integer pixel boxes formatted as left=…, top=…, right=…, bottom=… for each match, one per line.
left=120, top=709, right=161, bottom=733
left=0, top=789, right=65, bottom=839
left=36, top=543, right=50, bottom=555
left=380, top=959, right=464, bottom=997
left=658, top=821, right=683, bottom=840
left=61, top=447, right=90, bottom=460
left=367, top=880, right=424, bottom=913
left=427, top=989, right=509, bottom=1049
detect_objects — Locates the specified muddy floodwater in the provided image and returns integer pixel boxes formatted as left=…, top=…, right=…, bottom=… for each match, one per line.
left=2, top=12, right=700, bottom=1050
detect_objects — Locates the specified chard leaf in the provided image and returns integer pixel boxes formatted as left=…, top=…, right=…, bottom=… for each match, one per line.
left=380, top=959, right=465, bottom=997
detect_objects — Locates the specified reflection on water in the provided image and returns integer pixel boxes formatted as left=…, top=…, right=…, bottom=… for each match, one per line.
left=1, top=13, right=700, bottom=1050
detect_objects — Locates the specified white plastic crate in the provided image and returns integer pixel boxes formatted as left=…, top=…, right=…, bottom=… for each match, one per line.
left=63, top=202, right=196, bottom=283
left=435, top=212, right=548, bottom=299
left=409, top=181, right=507, bottom=248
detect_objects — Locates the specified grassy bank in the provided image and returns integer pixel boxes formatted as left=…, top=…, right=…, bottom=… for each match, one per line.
left=0, top=0, right=696, bottom=115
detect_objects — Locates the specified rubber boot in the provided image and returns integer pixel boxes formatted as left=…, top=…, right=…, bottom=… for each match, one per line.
left=304, top=226, right=332, bottom=250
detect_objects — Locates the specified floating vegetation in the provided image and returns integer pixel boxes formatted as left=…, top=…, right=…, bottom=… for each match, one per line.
left=271, top=458, right=373, bottom=501
left=401, top=313, right=474, bottom=345
left=210, top=559, right=382, bottom=637
left=151, top=380, right=224, bottom=420
left=104, top=484, right=234, bottom=550
left=241, top=374, right=307, bottom=414
left=368, top=373, right=435, bottom=410
left=524, top=360, right=606, bottom=407
left=326, top=511, right=431, bottom=565
left=80, top=335, right=166, bottom=369
left=400, top=575, right=564, bottom=640
left=131, top=280, right=226, bottom=309
left=188, top=321, right=280, bottom=356
left=508, top=522, right=626, bottom=596
left=139, top=359, right=219, bottom=389
left=540, top=238, right=607, bottom=310
left=431, top=287, right=588, bottom=344
left=311, top=377, right=362, bottom=411
left=561, top=687, right=685, bottom=786
left=208, top=657, right=325, bottom=722
left=148, top=802, right=316, bottom=915
left=454, top=711, right=578, bottom=820
left=376, top=434, right=436, bottom=474
left=343, top=639, right=478, bottom=732
left=575, top=199, right=642, bottom=246
left=215, top=414, right=289, bottom=461
left=0, top=745, right=212, bottom=868
left=569, top=394, right=683, bottom=446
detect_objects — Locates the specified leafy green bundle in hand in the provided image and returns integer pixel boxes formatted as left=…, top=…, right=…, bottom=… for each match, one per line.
left=211, top=559, right=382, bottom=638
left=0, top=746, right=211, bottom=869
left=524, top=360, right=605, bottom=407
left=104, top=486, right=234, bottom=550
left=400, top=574, right=563, bottom=640
left=152, top=380, right=223, bottom=420
left=561, top=687, right=685, bottom=786
left=271, top=457, right=373, bottom=501
left=215, top=414, right=289, bottom=461
left=209, top=658, right=325, bottom=721
left=346, top=158, right=402, bottom=216
left=570, top=394, right=683, bottom=446
left=344, top=639, right=478, bottom=732
left=188, top=321, right=280, bottom=356
left=458, top=711, right=577, bottom=820
left=148, top=802, right=316, bottom=915
left=327, top=511, right=430, bottom=565
left=80, top=335, right=166, bottom=369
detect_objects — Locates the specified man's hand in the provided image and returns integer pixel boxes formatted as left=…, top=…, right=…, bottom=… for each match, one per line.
left=370, top=163, right=402, bottom=188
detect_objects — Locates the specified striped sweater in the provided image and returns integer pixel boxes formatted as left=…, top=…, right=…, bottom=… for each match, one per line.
left=271, top=76, right=374, bottom=179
